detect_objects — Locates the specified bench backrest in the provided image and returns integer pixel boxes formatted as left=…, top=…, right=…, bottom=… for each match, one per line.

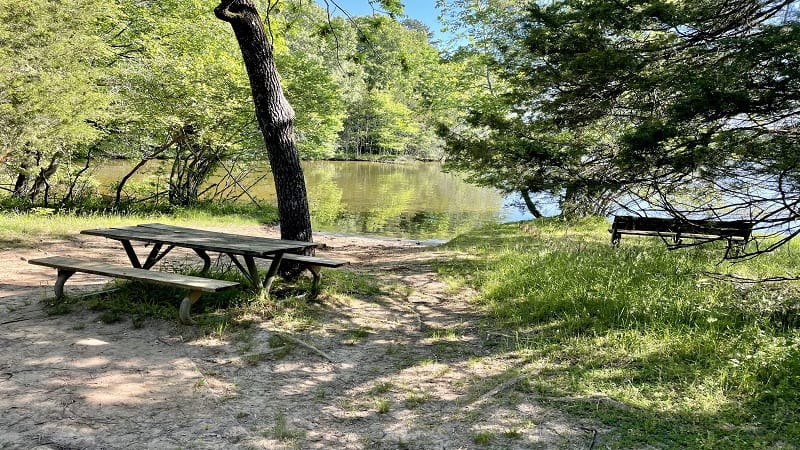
left=612, top=215, right=753, bottom=239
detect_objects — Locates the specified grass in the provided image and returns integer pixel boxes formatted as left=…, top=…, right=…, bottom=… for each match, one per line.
left=375, top=398, right=391, bottom=414
left=269, top=412, right=301, bottom=441
left=0, top=203, right=278, bottom=248
left=472, top=431, right=494, bottom=445
left=404, top=389, right=433, bottom=408
left=436, top=217, right=800, bottom=448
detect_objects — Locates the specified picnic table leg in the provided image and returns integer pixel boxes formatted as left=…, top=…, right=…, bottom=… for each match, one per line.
left=262, top=252, right=285, bottom=293
left=54, top=269, right=76, bottom=299
left=725, top=239, right=745, bottom=258
left=120, top=239, right=142, bottom=268
left=225, top=253, right=255, bottom=286
left=193, top=249, right=212, bottom=274
left=244, top=256, right=263, bottom=289
left=142, top=243, right=175, bottom=269
left=179, top=290, right=203, bottom=324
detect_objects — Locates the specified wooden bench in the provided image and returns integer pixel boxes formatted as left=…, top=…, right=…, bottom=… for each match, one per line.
left=29, top=256, right=240, bottom=324
left=609, top=215, right=753, bottom=257
left=278, top=254, right=349, bottom=292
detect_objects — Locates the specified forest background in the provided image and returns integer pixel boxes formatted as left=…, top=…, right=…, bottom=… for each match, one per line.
left=1, top=0, right=799, bottom=257
left=0, top=0, right=470, bottom=210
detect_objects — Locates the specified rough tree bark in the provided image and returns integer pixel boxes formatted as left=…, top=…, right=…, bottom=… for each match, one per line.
left=214, top=0, right=313, bottom=244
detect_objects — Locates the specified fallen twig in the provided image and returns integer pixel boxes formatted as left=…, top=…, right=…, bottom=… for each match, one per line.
left=276, top=332, right=336, bottom=363
left=464, top=375, right=525, bottom=411
left=0, top=317, right=41, bottom=326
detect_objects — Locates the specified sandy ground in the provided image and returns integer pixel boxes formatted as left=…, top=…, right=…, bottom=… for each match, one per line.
left=0, top=224, right=601, bottom=449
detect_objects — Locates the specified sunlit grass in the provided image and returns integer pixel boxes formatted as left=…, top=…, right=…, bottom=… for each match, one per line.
left=0, top=203, right=279, bottom=248
left=436, top=218, right=800, bottom=448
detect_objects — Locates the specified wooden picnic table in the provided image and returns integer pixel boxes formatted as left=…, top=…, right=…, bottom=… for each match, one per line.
left=81, top=223, right=319, bottom=291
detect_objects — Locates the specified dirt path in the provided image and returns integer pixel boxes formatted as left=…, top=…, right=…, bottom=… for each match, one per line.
left=0, top=225, right=598, bottom=449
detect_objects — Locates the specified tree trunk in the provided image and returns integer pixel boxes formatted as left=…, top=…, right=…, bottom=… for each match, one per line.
left=215, top=0, right=313, bottom=244
left=115, top=133, right=180, bottom=207
left=13, top=172, right=29, bottom=197
left=520, top=189, right=542, bottom=218
left=12, top=154, right=32, bottom=197
left=30, top=151, right=62, bottom=203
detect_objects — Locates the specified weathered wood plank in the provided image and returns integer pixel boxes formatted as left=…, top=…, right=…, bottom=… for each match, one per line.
left=81, top=224, right=312, bottom=257
left=611, top=216, right=752, bottom=238
left=280, top=254, right=349, bottom=268
left=138, top=223, right=314, bottom=246
left=273, top=254, right=350, bottom=291
left=28, top=256, right=239, bottom=292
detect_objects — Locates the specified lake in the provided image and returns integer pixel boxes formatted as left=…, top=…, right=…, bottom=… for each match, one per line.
left=98, top=160, right=532, bottom=240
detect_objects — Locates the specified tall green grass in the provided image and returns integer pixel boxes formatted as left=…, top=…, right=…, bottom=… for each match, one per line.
left=437, top=218, right=800, bottom=448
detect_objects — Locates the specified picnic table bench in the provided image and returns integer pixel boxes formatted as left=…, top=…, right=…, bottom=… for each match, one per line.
left=29, top=256, right=240, bottom=323
left=276, top=253, right=349, bottom=291
left=609, top=215, right=753, bottom=257
left=29, top=223, right=349, bottom=323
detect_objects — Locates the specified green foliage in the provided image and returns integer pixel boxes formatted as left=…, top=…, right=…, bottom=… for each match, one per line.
left=278, top=52, right=346, bottom=159
left=336, top=13, right=459, bottom=158
left=106, top=0, right=258, bottom=206
left=439, top=0, right=800, bottom=223
left=437, top=219, right=800, bottom=446
left=0, top=0, right=117, bottom=148
left=1, top=0, right=461, bottom=210
left=343, top=90, right=419, bottom=155
left=0, top=0, right=118, bottom=201
left=514, top=1, right=799, bottom=174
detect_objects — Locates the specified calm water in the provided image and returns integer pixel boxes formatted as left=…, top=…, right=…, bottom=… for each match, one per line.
left=98, top=160, right=531, bottom=239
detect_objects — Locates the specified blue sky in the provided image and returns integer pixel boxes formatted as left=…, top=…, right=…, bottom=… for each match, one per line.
left=315, top=1, right=446, bottom=38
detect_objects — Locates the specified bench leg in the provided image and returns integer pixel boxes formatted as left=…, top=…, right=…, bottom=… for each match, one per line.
left=262, top=253, right=285, bottom=293
left=308, top=266, right=322, bottom=296
left=54, top=269, right=76, bottom=299
left=179, top=290, right=203, bottom=325
left=725, top=239, right=746, bottom=259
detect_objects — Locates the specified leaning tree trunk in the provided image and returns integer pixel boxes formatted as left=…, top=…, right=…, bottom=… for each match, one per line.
left=520, top=189, right=543, bottom=219
left=215, top=0, right=313, bottom=244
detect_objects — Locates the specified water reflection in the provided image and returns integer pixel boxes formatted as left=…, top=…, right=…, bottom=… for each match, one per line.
left=301, top=162, right=511, bottom=239
left=96, top=160, right=524, bottom=239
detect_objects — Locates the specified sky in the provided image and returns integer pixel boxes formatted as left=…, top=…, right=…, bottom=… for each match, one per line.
left=315, top=1, right=447, bottom=40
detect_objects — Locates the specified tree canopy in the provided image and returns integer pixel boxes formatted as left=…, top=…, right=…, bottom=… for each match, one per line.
left=0, top=0, right=466, bottom=208
left=440, top=0, right=800, bottom=250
